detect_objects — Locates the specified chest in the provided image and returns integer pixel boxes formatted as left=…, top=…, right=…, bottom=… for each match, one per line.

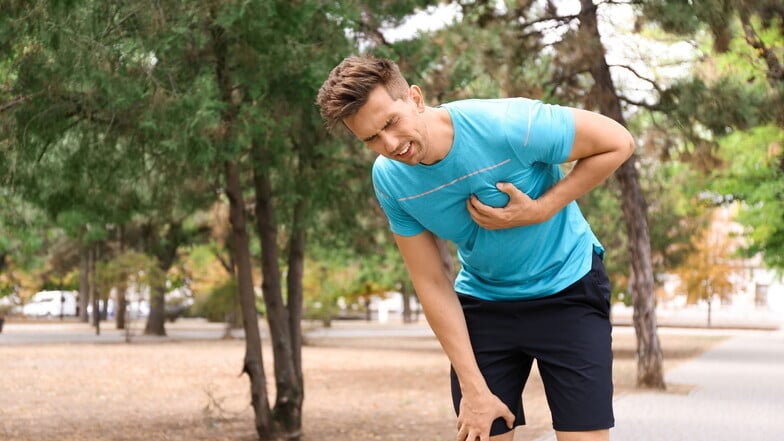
left=396, top=157, right=559, bottom=242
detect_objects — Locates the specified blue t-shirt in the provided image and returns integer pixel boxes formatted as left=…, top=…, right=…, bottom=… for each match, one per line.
left=372, top=98, right=602, bottom=301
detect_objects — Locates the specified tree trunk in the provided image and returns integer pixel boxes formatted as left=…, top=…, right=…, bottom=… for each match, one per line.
left=284, top=203, right=306, bottom=435
left=211, top=16, right=274, bottom=438
left=212, top=25, right=275, bottom=441
left=287, top=203, right=306, bottom=379
left=144, top=285, right=167, bottom=336
left=578, top=0, right=665, bottom=389
left=116, top=285, right=127, bottom=330
left=144, top=222, right=182, bottom=336
left=227, top=159, right=274, bottom=439
left=79, top=248, right=89, bottom=322
left=252, top=149, right=303, bottom=438
left=739, top=5, right=784, bottom=86
left=116, top=226, right=127, bottom=330
left=90, top=245, right=100, bottom=335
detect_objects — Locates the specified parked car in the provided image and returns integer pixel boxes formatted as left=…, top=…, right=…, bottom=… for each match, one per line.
left=22, top=291, right=78, bottom=317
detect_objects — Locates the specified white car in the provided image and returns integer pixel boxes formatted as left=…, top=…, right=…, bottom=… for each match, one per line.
left=22, top=291, right=78, bottom=317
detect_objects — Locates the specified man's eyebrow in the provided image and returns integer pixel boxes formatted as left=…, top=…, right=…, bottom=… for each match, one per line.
left=361, top=118, right=394, bottom=142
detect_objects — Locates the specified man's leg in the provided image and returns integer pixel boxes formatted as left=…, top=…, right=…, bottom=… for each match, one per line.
left=530, top=253, right=614, bottom=435
left=555, top=429, right=609, bottom=441
left=453, top=294, right=533, bottom=438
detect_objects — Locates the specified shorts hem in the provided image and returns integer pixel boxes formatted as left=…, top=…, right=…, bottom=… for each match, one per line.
left=552, top=421, right=615, bottom=432
left=489, top=423, right=524, bottom=437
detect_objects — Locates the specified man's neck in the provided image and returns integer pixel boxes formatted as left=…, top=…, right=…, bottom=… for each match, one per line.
left=422, top=106, right=454, bottom=165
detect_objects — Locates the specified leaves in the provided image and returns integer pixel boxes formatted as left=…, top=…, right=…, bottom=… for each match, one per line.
left=713, top=125, right=784, bottom=268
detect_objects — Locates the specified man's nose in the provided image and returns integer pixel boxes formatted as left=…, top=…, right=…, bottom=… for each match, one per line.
left=378, top=131, right=398, bottom=153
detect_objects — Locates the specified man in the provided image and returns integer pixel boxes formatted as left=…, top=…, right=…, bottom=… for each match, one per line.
left=316, top=56, right=634, bottom=441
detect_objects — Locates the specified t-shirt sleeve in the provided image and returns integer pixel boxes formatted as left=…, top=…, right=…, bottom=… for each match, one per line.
left=504, top=98, right=576, bottom=164
left=371, top=163, right=425, bottom=237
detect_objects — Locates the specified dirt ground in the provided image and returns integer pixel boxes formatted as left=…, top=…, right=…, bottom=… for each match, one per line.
left=0, top=324, right=725, bottom=441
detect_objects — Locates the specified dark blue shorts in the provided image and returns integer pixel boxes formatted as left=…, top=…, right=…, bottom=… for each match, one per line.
left=451, top=251, right=614, bottom=435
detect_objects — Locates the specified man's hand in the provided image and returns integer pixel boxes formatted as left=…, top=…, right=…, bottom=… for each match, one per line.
left=466, top=182, right=551, bottom=230
left=456, top=390, right=515, bottom=441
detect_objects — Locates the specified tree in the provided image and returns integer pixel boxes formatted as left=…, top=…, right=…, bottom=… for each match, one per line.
left=714, top=126, right=784, bottom=269
left=95, top=250, right=164, bottom=332
left=641, top=1, right=784, bottom=270
left=575, top=0, right=665, bottom=388
left=147, top=2, right=398, bottom=437
left=1, top=0, right=218, bottom=337
left=674, top=207, right=743, bottom=327
left=2, top=1, right=411, bottom=437
left=0, top=193, right=50, bottom=302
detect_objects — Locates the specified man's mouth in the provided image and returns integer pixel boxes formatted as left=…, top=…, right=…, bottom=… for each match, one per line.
left=397, top=142, right=412, bottom=158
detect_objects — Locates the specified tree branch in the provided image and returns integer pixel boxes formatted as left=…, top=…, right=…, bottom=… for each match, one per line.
left=543, top=67, right=592, bottom=89
left=518, top=13, right=579, bottom=30
left=598, top=0, right=645, bottom=6
left=359, top=14, right=390, bottom=47
left=0, top=93, right=42, bottom=113
left=608, top=63, right=663, bottom=94
left=739, top=7, right=784, bottom=86
left=618, top=94, right=660, bottom=110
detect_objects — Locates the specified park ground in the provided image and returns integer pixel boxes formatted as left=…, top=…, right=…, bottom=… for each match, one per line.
left=0, top=320, right=727, bottom=441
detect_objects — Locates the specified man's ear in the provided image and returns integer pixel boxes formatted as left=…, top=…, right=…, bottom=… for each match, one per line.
left=409, top=85, right=425, bottom=112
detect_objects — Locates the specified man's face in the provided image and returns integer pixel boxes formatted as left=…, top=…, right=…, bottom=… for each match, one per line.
left=343, top=85, right=429, bottom=165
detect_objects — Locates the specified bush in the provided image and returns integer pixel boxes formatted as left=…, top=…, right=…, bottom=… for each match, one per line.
left=193, top=279, right=242, bottom=325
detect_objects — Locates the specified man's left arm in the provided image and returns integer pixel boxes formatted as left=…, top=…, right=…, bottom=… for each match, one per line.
left=467, top=108, right=634, bottom=229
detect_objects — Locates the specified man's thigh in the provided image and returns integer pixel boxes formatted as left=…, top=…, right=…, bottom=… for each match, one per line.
left=555, top=429, right=610, bottom=441
left=531, top=252, right=614, bottom=432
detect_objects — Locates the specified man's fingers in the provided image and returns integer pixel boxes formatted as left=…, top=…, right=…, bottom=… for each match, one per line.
left=466, top=197, right=489, bottom=223
left=456, top=429, right=480, bottom=441
left=495, top=181, right=514, bottom=195
left=468, top=194, right=488, bottom=212
left=467, top=195, right=497, bottom=219
left=456, top=423, right=470, bottom=441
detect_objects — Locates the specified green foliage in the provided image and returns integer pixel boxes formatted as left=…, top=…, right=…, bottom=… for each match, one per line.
left=0, top=192, right=47, bottom=269
left=713, top=125, right=784, bottom=269
left=641, top=0, right=703, bottom=35
left=659, top=76, right=770, bottom=136
left=95, top=251, right=165, bottom=302
left=193, top=278, right=242, bottom=324
left=579, top=156, right=705, bottom=303
left=635, top=0, right=784, bottom=275
left=641, top=0, right=734, bottom=37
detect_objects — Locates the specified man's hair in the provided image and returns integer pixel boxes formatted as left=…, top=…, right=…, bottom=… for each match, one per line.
left=316, top=56, right=410, bottom=131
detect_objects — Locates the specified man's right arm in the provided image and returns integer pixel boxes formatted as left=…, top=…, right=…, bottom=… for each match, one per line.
left=393, top=231, right=514, bottom=440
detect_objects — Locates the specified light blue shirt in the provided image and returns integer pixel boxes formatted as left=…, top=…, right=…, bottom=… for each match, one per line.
left=372, top=98, right=602, bottom=300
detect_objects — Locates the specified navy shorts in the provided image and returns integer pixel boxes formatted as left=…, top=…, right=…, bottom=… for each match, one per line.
left=451, top=251, right=614, bottom=435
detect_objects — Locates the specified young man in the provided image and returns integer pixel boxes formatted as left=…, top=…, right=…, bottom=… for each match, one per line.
left=317, top=56, right=634, bottom=441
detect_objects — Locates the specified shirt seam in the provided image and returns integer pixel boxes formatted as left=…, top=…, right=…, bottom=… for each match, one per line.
left=396, top=159, right=512, bottom=202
